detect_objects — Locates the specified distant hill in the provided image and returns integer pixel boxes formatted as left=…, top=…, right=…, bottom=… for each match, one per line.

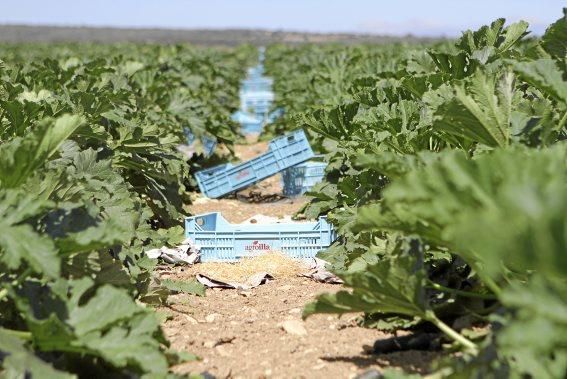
left=0, top=24, right=438, bottom=45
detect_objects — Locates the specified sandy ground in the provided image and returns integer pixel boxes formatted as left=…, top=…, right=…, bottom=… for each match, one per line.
left=161, top=141, right=438, bottom=378
left=160, top=272, right=436, bottom=379
left=189, top=195, right=308, bottom=224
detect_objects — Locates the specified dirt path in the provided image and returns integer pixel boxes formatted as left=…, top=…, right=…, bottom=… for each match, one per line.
left=161, top=273, right=435, bottom=379
left=161, top=141, right=437, bottom=378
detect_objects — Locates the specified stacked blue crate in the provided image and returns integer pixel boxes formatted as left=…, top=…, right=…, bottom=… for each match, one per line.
left=241, top=93, right=274, bottom=120
left=281, top=160, right=327, bottom=196
left=232, top=49, right=280, bottom=135
left=241, top=79, right=273, bottom=92
left=246, top=65, right=265, bottom=79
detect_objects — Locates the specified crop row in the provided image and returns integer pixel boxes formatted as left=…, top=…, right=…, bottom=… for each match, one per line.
left=264, top=11, right=566, bottom=378
left=0, top=43, right=255, bottom=377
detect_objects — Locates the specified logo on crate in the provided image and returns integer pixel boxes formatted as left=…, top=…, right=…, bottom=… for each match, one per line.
left=245, top=240, right=271, bottom=251
left=235, top=169, right=251, bottom=180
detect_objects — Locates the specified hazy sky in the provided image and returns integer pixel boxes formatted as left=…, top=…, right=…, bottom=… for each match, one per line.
left=1, top=0, right=564, bottom=36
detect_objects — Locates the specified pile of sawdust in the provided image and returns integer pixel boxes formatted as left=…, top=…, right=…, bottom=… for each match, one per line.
left=197, top=252, right=305, bottom=282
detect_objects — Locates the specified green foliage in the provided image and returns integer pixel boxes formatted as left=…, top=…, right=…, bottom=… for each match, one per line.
left=513, top=58, right=567, bottom=104
left=161, top=279, right=206, bottom=297
left=0, top=43, right=252, bottom=377
left=304, top=241, right=429, bottom=319
left=267, top=10, right=567, bottom=379
left=540, top=8, right=567, bottom=59
left=433, top=71, right=515, bottom=147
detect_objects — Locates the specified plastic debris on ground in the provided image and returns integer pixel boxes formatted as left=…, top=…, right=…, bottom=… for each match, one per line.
left=148, top=237, right=342, bottom=289
left=300, top=258, right=343, bottom=284
left=196, top=272, right=274, bottom=290
left=146, top=238, right=200, bottom=265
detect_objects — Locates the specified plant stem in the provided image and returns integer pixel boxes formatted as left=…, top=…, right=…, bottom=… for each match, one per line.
left=424, top=311, right=478, bottom=354
left=13, top=268, right=32, bottom=286
left=482, top=275, right=502, bottom=297
left=427, top=281, right=497, bottom=300
left=2, top=328, right=32, bottom=341
left=557, top=110, right=567, bottom=132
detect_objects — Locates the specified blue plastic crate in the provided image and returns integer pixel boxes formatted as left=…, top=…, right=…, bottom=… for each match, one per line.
left=242, top=83, right=272, bottom=92
left=241, top=121, right=264, bottom=135
left=241, top=78, right=273, bottom=92
left=282, top=160, right=327, bottom=196
left=240, top=91, right=274, bottom=111
left=194, top=163, right=233, bottom=194
left=185, top=212, right=336, bottom=261
left=242, top=107, right=269, bottom=119
left=247, top=65, right=265, bottom=78
left=241, top=90, right=274, bottom=100
left=231, top=110, right=264, bottom=134
left=183, top=128, right=217, bottom=157
left=267, top=108, right=284, bottom=123
left=194, top=129, right=314, bottom=198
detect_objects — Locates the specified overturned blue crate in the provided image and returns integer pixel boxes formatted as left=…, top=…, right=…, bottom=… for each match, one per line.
left=185, top=212, right=336, bottom=261
left=282, top=159, right=327, bottom=196
left=194, top=129, right=314, bottom=198
left=194, top=163, right=233, bottom=194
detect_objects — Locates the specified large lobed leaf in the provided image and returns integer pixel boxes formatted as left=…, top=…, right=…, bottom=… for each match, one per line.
left=0, top=189, right=60, bottom=278
left=15, top=279, right=170, bottom=375
left=304, top=241, right=428, bottom=320
left=433, top=71, right=515, bottom=147
left=355, top=145, right=567, bottom=281
left=514, top=58, right=567, bottom=104
left=0, top=114, right=84, bottom=188
left=541, top=8, right=567, bottom=59
left=0, top=328, right=75, bottom=379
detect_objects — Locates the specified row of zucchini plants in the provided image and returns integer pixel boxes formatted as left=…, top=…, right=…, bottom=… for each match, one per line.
left=265, top=11, right=566, bottom=378
left=0, top=43, right=255, bottom=377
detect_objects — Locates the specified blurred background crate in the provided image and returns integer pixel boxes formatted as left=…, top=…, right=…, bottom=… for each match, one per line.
left=281, top=159, right=327, bottom=196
